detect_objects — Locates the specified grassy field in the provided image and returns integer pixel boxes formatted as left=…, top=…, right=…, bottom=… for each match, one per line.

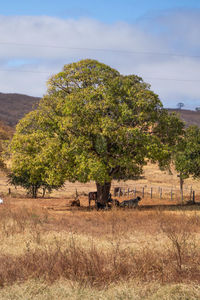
left=0, top=164, right=200, bottom=299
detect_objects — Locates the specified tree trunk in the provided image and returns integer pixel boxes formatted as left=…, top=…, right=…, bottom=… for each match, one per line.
left=32, top=185, right=38, bottom=198
left=96, top=182, right=111, bottom=205
left=180, top=175, right=184, bottom=203
left=42, top=187, right=46, bottom=198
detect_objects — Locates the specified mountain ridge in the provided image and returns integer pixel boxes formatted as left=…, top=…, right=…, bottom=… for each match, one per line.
left=0, top=92, right=40, bottom=126
left=0, top=92, right=199, bottom=128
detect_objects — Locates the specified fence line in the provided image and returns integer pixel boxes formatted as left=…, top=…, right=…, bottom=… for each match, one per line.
left=3, top=182, right=200, bottom=203
left=112, top=185, right=199, bottom=202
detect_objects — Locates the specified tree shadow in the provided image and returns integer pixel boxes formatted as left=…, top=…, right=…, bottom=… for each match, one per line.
left=139, top=202, right=200, bottom=211
left=47, top=202, right=200, bottom=213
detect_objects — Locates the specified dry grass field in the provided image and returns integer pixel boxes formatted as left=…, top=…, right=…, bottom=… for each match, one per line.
left=0, top=164, right=200, bottom=299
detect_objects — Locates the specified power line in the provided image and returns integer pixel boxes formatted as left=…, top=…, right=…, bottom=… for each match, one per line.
left=0, top=68, right=199, bottom=82
left=144, top=77, right=200, bottom=82
left=0, top=68, right=49, bottom=74
left=0, top=41, right=199, bottom=59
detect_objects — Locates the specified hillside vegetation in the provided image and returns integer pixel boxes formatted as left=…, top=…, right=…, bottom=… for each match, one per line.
left=0, top=92, right=199, bottom=127
left=0, top=92, right=39, bottom=126
left=168, top=108, right=200, bottom=127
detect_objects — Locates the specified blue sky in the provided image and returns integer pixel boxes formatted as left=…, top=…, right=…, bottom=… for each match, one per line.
left=0, top=0, right=200, bottom=109
left=2, top=0, right=200, bottom=22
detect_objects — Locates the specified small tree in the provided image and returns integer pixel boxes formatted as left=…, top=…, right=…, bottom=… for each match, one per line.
left=177, top=102, right=184, bottom=110
left=9, top=112, right=66, bottom=197
left=174, top=125, right=200, bottom=202
left=0, top=122, right=13, bottom=171
left=9, top=59, right=184, bottom=203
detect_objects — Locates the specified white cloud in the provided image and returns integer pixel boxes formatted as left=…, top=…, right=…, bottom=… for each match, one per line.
left=0, top=12, right=199, bottom=108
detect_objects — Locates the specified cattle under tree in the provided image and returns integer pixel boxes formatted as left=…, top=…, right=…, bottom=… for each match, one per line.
left=70, top=189, right=80, bottom=207
left=70, top=199, right=80, bottom=207
left=88, top=191, right=112, bottom=209
left=108, top=198, right=120, bottom=207
left=88, top=191, right=98, bottom=208
left=120, top=196, right=142, bottom=208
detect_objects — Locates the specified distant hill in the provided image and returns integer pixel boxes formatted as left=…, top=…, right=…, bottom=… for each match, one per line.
left=0, top=92, right=199, bottom=128
left=168, top=109, right=200, bottom=128
left=0, top=92, right=40, bottom=126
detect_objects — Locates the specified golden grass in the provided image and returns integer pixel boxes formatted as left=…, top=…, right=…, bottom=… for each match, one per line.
left=0, top=166, right=200, bottom=298
left=0, top=280, right=200, bottom=300
left=0, top=203, right=200, bottom=289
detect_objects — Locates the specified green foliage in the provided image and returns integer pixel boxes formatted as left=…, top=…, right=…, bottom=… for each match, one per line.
left=174, top=125, right=200, bottom=180
left=9, top=59, right=184, bottom=200
left=0, top=121, right=13, bottom=171
left=9, top=111, right=66, bottom=198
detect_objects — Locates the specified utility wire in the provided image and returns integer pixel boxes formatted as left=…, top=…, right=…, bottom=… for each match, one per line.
left=0, top=41, right=199, bottom=81
left=0, top=69, right=48, bottom=74
left=0, top=68, right=199, bottom=82
left=0, top=68, right=49, bottom=74
left=144, top=77, right=200, bottom=82
left=0, top=41, right=199, bottom=59
left=0, top=68, right=200, bottom=83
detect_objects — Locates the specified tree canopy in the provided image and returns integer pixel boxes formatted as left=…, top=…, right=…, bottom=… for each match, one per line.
left=9, top=110, right=67, bottom=197
left=0, top=121, right=13, bottom=170
left=9, top=59, right=184, bottom=202
left=174, top=125, right=200, bottom=195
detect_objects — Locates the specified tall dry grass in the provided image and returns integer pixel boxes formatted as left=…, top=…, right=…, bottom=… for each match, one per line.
left=0, top=203, right=200, bottom=292
left=0, top=232, right=199, bottom=288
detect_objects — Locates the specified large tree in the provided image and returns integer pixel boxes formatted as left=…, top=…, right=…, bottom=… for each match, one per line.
left=9, top=59, right=184, bottom=203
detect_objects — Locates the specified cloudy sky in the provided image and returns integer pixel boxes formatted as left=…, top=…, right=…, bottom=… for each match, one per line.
left=0, top=0, right=200, bottom=109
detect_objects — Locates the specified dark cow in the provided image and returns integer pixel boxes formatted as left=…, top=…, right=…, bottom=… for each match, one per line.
left=88, top=192, right=113, bottom=209
left=120, top=196, right=142, bottom=208
left=70, top=199, right=80, bottom=207
left=108, top=198, right=120, bottom=207
left=96, top=202, right=107, bottom=210
left=96, top=194, right=119, bottom=209
left=88, top=191, right=98, bottom=208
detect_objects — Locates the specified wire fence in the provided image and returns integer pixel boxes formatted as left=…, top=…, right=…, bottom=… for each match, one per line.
left=111, top=184, right=200, bottom=203
left=1, top=177, right=200, bottom=203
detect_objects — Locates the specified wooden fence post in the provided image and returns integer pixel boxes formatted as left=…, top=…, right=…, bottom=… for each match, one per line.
left=142, top=187, right=144, bottom=198
left=181, top=189, right=184, bottom=204
left=150, top=187, right=153, bottom=199
left=190, top=187, right=193, bottom=201
left=171, top=189, right=173, bottom=201
left=193, top=191, right=195, bottom=203
left=160, top=188, right=162, bottom=199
